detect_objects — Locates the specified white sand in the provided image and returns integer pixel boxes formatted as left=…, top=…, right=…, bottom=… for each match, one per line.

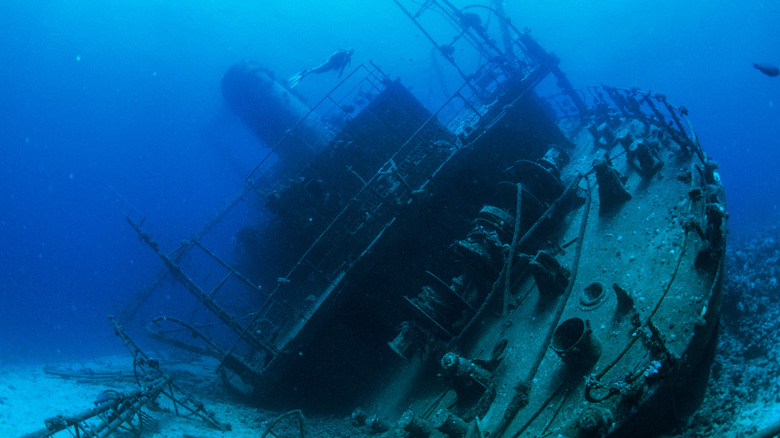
left=0, top=355, right=278, bottom=438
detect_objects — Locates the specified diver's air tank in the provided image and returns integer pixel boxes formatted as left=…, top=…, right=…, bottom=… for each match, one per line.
left=221, top=60, right=332, bottom=175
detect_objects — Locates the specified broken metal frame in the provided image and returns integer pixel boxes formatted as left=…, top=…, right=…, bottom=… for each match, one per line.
left=21, top=377, right=168, bottom=438
left=43, top=365, right=137, bottom=385
left=21, top=318, right=230, bottom=438
left=145, top=315, right=225, bottom=358
left=108, top=316, right=231, bottom=431
left=260, top=410, right=307, bottom=438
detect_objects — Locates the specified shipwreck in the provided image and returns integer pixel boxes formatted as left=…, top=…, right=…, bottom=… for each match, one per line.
left=104, top=1, right=728, bottom=437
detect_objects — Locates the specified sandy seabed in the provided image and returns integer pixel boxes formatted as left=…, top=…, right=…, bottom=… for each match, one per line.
left=0, top=355, right=253, bottom=437
left=0, top=354, right=360, bottom=438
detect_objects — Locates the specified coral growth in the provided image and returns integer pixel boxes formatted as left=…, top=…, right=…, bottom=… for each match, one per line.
left=679, top=220, right=780, bottom=437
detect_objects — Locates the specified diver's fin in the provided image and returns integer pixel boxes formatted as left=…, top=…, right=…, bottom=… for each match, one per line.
left=288, top=69, right=308, bottom=89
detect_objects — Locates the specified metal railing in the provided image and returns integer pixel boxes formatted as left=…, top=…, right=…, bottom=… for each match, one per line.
left=545, top=85, right=701, bottom=157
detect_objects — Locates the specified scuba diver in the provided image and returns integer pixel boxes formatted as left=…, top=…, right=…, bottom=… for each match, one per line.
left=289, top=48, right=354, bottom=89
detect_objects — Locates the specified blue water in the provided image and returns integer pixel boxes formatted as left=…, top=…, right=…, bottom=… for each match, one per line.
left=0, top=0, right=778, bottom=362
